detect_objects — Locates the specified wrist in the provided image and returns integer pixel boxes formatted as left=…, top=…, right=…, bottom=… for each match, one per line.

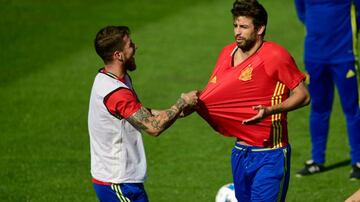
left=175, top=97, right=186, bottom=111
left=268, top=106, right=281, bottom=115
left=266, top=106, right=274, bottom=116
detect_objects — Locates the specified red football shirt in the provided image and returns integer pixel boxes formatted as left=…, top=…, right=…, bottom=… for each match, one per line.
left=197, top=41, right=305, bottom=148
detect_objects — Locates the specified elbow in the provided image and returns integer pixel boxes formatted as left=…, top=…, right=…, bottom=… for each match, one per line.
left=299, top=84, right=311, bottom=106
left=146, top=129, right=163, bottom=137
left=303, top=93, right=311, bottom=106
left=151, top=131, right=162, bottom=137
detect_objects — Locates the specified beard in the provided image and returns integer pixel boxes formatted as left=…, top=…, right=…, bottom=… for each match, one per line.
left=236, top=33, right=257, bottom=52
left=125, top=57, right=136, bottom=71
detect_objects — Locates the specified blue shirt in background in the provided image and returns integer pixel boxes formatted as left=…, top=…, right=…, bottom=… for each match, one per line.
left=295, top=0, right=360, bottom=64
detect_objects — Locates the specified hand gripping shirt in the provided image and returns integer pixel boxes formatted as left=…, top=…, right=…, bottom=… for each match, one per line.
left=197, top=42, right=305, bottom=148
left=88, top=69, right=146, bottom=183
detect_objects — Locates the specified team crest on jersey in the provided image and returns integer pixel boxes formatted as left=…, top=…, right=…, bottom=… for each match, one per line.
left=210, top=76, right=217, bottom=83
left=239, top=65, right=253, bottom=81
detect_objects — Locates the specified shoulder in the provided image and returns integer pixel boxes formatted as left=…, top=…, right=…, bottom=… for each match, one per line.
left=258, top=41, right=293, bottom=62
left=92, top=73, right=130, bottom=98
left=105, top=87, right=142, bottom=119
left=219, top=42, right=238, bottom=56
left=96, top=73, right=128, bottom=88
left=107, top=87, right=137, bottom=103
left=261, top=41, right=291, bottom=57
left=105, top=87, right=140, bottom=109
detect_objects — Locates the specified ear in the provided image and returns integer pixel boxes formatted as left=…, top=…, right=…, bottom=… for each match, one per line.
left=113, top=50, right=124, bottom=62
left=257, top=25, right=265, bottom=36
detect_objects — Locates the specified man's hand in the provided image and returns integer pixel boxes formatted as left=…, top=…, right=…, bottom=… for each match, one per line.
left=181, top=90, right=199, bottom=107
left=178, top=90, right=200, bottom=118
left=242, top=105, right=271, bottom=125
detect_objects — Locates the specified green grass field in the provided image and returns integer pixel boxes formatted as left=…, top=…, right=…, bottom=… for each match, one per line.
left=1, top=0, right=359, bottom=201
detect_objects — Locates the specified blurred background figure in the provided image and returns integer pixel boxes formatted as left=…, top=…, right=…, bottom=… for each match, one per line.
left=295, top=0, right=360, bottom=180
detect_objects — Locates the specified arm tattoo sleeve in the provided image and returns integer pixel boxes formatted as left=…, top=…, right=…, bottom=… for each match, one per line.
left=159, top=108, right=179, bottom=130
left=127, top=98, right=185, bottom=134
left=127, top=107, right=152, bottom=131
left=175, top=97, right=186, bottom=111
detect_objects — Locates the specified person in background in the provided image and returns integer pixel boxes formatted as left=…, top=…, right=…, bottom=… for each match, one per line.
left=88, top=25, right=198, bottom=202
left=295, top=0, right=360, bottom=180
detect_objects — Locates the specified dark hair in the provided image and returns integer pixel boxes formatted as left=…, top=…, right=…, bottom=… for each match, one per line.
left=231, top=0, right=268, bottom=31
left=94, top=26, right=130, bottom=64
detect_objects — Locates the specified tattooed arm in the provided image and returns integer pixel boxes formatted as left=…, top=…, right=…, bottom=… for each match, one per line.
left=127, top=90, right=198, bottom=136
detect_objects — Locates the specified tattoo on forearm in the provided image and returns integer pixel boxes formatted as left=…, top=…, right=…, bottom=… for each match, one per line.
left=175, top=98, right=186, bottom=111
left=165, top=109, right=176, bottom=119
left=127, top=102, right=183, bottom=133
left=158, top=108, right=178, bottom=129
left=150, top=118, right=161, bottom=130
left=127, top=107, right=151, bottom=130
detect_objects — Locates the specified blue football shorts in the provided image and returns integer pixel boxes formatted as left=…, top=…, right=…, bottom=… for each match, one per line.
left=231, top=143, right=291, bottom=202
left=93, top=182, right=149, bottom=202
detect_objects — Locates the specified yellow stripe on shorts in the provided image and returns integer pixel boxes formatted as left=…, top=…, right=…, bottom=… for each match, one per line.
left=111, top=184, right=130, bottom=202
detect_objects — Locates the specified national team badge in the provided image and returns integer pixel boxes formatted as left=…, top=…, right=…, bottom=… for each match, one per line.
left=239, top=65, right=253, bottom=81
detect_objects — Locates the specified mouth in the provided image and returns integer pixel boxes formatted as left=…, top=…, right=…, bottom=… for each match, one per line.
left=236, top=36, right=245, bottom=41
left=235, top=35, right=245, bottom=42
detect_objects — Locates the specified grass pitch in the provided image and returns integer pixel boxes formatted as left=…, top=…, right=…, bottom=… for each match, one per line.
left=0, top=0, right=359, bottom=201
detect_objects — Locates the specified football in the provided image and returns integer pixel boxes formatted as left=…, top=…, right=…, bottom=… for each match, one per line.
left=215, top=183, right=238, bottom=202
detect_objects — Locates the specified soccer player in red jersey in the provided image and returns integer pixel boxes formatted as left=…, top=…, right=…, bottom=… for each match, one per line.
left=196, top=0, right=310, bottom=201
left=88, top=26, right=198, bottom=202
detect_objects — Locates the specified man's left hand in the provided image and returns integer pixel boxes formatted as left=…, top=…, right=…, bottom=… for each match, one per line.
left=242, top=105, right=270, bottom=125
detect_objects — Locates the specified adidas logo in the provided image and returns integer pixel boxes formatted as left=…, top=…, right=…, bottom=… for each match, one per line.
left=210, top=76, right=217, bottom=83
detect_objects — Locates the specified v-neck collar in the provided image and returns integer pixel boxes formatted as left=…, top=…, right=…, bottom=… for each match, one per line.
left=230, top=42, right=264, bottom=68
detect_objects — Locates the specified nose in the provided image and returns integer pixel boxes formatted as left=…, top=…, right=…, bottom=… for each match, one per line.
left=130, top=41, right=137, bottom=50
left=234, top=27, right=241, bottom=36
left=132, top=43, right=138, bottom=54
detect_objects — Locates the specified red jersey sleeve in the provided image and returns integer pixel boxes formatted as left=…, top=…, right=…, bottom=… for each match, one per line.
left=104, top=88, right=142, bottom=119
left=263, top=43, right=305, bottom=90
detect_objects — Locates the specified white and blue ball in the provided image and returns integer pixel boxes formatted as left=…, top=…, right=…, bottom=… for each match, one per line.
left=215, top=183, right=238, bottom=202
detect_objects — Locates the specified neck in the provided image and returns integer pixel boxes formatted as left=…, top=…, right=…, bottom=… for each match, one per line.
left=233, top=39, right=263, bottom=67
left=104, top=61, right=126, bottom=79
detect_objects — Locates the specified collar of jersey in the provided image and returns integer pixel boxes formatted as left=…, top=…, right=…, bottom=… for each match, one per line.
left=100, top=68, right=126, bottom=82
